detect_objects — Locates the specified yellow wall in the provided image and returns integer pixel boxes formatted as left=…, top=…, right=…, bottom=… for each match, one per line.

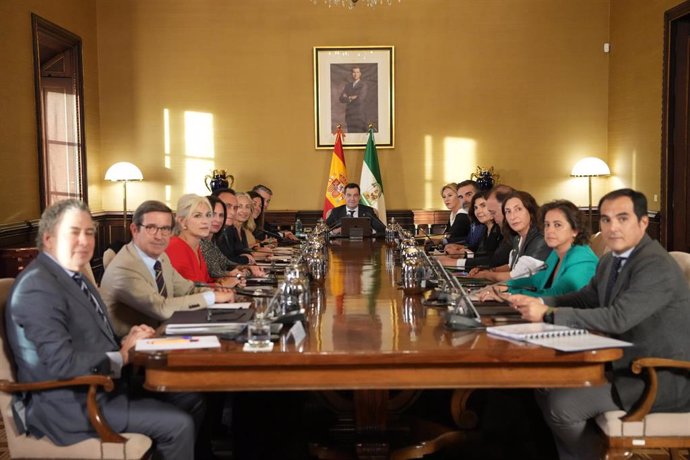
left=0, top=0, right=100, bottom=223
left=608, top=0, right=684, bottom=210
left=1, top=0, right=682, bottom=224
left=96, top=0, right=610, bottom=212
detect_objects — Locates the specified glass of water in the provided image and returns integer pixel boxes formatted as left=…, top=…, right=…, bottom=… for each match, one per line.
left=247, top=320, right=271, bottom=348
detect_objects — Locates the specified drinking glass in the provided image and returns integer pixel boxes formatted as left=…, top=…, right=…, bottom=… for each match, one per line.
left=247, top=320, right=271, bottom=348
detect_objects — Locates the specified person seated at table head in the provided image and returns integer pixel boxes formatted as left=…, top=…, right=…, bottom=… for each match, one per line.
left=101, top=199, right=234, bottom=337
left=508, top=188, right=690, bottom=460
left=472, top=190, right=549, bottom=282
left=251, top=184, right=299, bottom=241
left=6, top=199, right=203, bottom=459
left=439, top=182, right=470, bottom=245
left=325, top=182, right=386, bottom=234
left=480, top=199, right=597, bottom=301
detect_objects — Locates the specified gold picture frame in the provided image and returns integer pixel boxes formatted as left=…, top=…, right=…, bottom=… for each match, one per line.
left=313, top=46, right=395, bottom=149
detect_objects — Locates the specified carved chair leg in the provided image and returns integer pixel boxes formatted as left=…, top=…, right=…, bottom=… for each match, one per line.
left=450, top=389, right=478, bottom=430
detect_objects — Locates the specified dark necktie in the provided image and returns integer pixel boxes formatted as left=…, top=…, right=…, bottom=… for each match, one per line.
left=348, top=210, right=355, bottom=218
left=72, top=273, right=114, bottom=339
left=604, top=256, right=626, bottom=306
left=154, top=260, right=168, bottom=297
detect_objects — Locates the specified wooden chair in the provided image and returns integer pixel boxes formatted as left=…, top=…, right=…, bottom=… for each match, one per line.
left=589, top=231, right=610, bottom=258
left=669, top=251, right=690, bottom=287
left=0, top=278, right=152, bottom=459
left=596, top=252, right=690, bottom=459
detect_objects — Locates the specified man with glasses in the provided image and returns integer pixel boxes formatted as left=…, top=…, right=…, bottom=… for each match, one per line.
left=101, top=200, right=234, bottom=336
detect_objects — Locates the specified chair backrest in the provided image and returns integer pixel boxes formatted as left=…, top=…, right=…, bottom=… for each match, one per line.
left=669, top=251, right=690, bottom=287
left=589, top=232, right=610, bottom=258
left=0, top=278, right=16, bottom=383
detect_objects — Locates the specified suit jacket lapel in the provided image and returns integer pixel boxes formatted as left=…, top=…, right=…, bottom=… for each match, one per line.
left=126, top=243, right=158, bottom=292
left=38, top=253, right=118, bottom=346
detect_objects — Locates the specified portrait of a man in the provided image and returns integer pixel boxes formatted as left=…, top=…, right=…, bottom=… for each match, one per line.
left=330, top=63, right=378, bottom=134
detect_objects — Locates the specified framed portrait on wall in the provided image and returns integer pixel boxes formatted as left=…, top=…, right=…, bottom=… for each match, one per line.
left=313, top=46, right=395, bottom=149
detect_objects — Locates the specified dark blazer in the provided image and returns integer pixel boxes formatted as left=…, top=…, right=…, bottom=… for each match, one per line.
left=465, top=224, right=505, bottom=270
left=216, top=225, right=252, bottom=264
left=445, top=211, right=471, bottom=244
left=545, top=235, right=690, bottom=412
left=326, top=204, right=386, bottom=233
left=5, top=253, right=128, bottom=445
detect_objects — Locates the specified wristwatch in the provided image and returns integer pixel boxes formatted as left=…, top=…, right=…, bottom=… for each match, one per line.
left=543, top=308, right=555, bottom=324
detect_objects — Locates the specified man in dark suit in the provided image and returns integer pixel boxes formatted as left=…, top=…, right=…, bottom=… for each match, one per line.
left=5, top=200, right=203, bottom=460
left=339, top=66, right=368, bottom=133
left=326, top=182, right=386, bottom=234
left=510, top=189, right=690, bottom=460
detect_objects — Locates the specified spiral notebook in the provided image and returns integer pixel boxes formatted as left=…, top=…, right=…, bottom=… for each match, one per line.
left=486, top=322, right=633, bottom=352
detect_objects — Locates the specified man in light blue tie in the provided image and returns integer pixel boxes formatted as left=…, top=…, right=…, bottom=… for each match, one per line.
left=509, top=189, right=690, bottom=460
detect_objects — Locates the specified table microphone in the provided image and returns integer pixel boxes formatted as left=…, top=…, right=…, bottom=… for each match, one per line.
left=417, top=226, right=442, bottom=251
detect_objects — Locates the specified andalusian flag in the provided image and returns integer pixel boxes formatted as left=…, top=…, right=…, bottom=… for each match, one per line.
left=359, top=128, right=387, bottom=223
left=323, top=128, right=348, bottom=219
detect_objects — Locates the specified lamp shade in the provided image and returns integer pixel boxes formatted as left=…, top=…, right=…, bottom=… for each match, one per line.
left=570, top=157, right=611, bottom=177
left=104, top=162, right=143, bottom=181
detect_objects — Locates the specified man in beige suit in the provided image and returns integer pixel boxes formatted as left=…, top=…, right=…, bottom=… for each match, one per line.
left=101, top=200, right=235, bottom=336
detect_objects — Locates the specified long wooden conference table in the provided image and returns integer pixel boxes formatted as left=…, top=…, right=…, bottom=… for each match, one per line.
left=133, top=239, right=622, bottom=458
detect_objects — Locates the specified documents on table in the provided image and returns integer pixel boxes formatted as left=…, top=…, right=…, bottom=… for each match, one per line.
left=486, top=322, right=633, bottom=352
left=136, top=335, right=221, bottom=351
left=208, top=302, right=252, bottom=310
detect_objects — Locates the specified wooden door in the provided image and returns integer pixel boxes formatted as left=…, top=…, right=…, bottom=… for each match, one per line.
left=662, top=2, right=690, bottom=251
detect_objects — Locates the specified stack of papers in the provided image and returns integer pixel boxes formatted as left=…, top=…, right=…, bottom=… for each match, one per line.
left=136, top=335, right=221, bottom=351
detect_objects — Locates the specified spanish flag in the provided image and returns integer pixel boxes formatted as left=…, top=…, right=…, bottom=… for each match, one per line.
left=323, top=127, right=348, bottom=219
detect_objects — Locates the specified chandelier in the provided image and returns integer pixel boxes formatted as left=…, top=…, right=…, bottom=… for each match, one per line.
left=313, top=0, right=401, bottom=8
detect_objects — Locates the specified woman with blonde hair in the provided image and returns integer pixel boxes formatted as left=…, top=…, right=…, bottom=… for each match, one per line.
left=440, top=183, right=470, bottom=244
left=166, top=194, right=237, bottom=290
left=235, top=192, right=272, bottom=260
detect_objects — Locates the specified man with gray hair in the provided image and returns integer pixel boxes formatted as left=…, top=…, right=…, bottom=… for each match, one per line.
left=5, top=199, right=201, bottom=460
left=101, top=200, right=234, bottom=336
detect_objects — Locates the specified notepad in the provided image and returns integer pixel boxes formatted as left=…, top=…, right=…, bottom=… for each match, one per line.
left=136, top=335, right=221, bottom=351
left=486, top=322, right=633, bottom=352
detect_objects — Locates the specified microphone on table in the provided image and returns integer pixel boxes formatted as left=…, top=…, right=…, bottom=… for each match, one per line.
left=417, top=226, right=442, bottom=251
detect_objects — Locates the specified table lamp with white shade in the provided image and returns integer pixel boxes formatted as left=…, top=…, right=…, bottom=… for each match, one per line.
left=104, top=162, right=143, bottom=237
left=570, top=157, right=611, bottom=232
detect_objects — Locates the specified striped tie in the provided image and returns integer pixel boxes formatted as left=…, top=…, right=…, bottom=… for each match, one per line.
left=154, top=260, right=168, bottom=297
left=72, top=273, right=114, bottom=339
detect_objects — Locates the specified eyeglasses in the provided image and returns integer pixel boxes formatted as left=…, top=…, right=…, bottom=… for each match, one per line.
left=139, top=224, right=173, bottom=236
